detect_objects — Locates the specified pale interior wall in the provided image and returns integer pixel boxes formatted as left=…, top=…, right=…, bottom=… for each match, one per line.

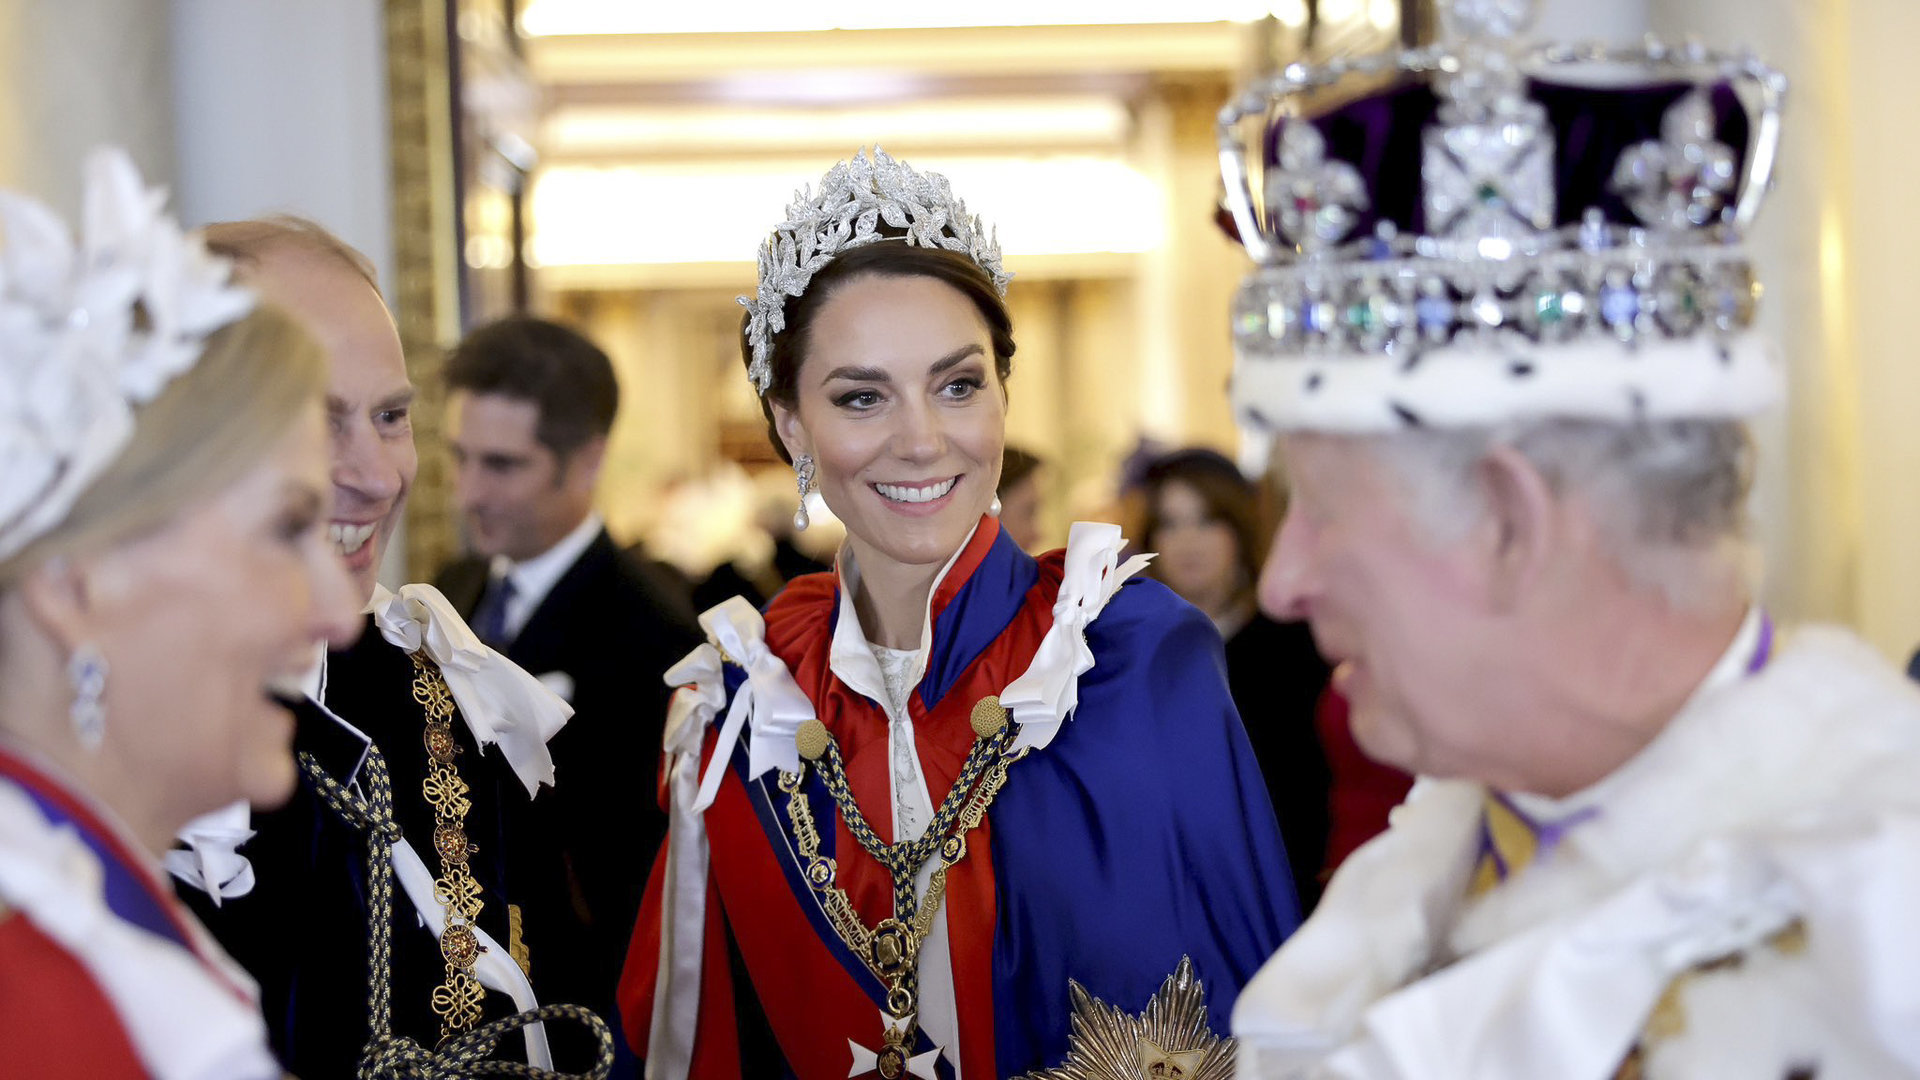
left=1135, top=79, right=1251, bottom=457
left=1652, top=0, right=1856, bottom=637
left=169, top=0, right=404, bottom=587
left=1824, top=0, right=1920, bottom=658
left=169, top=0, right=394, bottom=293
left=0, top=0, right=176, bottom=217
left=1654, top=0, right=1920, bottom=660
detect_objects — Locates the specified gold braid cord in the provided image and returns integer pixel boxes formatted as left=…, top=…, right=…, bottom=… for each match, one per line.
left=294, top=745, right=616, bottom=1080
left=410, top=651, right=486, bottom=1044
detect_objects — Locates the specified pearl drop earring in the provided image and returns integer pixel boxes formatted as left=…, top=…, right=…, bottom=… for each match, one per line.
left=793, top=455, right=816, bottom=531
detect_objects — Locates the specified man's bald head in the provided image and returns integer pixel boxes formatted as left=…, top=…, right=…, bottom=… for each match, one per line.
left=203, top=217, right=415, bottom=600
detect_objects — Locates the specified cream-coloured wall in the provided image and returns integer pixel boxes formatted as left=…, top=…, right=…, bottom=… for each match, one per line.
left=0, top=0, right=175, bottom=216
left=1133, top=79, right=1248, bottom=457
left=1826, top=0, right=1920, bottom=659
left=1649, top=0, right=1845, bottom=632
left=170, top=0, right=394, bottom=291
left=1654, top=0, right=1916, bottom=660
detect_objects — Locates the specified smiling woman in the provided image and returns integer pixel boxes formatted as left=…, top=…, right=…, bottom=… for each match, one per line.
left=0, top=151, right=360, bottom=1077
left=620, top=148, right=1300, bottom=1079
left=768, top=255, right=1013, bottom=644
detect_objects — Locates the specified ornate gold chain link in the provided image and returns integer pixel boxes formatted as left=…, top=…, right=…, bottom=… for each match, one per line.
left=777, top=696, right=1027, bottom=1076
left=410, top=651, right=486, bottom=1044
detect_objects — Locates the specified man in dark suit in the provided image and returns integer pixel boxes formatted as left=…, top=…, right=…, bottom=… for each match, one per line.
left=435, top=316, right=700, bottom=1036
left=178, top=220, right=584, bottom=1078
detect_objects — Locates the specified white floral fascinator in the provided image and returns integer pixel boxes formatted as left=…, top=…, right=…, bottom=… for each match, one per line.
left=0, top=148, right=254, bottom=562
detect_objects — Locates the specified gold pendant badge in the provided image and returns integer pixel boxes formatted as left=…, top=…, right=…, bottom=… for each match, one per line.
left=1019, top=957, right=1234, bottom=1080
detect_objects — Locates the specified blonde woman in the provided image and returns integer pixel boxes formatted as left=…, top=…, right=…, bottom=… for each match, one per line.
left=0, top=152, right=358, bottom=1077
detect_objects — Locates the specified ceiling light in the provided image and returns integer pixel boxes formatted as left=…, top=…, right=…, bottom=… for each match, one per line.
left=530, top=156, right=1164, bottom=265
left=523, top=0, right=1311, bottom=36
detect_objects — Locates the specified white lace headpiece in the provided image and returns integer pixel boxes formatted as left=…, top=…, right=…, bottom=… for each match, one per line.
left=0, top=148, right=254, bottom=562
left=739, top=147, right=1011, bottom=396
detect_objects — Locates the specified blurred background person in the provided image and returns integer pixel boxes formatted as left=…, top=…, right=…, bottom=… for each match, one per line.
left=1135, top=447, right=1334, bottom=908
left=996, top=444, right=1048, bottom=552
left=663, top=463, right=836, bottom=613
left=434, top=314, right=701, bottom=1035
left=0, top=151, right=358, bottom=1078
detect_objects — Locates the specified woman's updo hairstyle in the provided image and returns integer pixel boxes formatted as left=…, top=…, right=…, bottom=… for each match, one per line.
left=744, top=239, right=1016, bottom=464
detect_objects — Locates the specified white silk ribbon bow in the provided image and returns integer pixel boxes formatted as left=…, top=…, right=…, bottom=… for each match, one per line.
left=367, top=583, right=573, bottom=799
left=164, top=800, right=256, bottom=906
left=663, top=644, right=725, bottom=762
left=647, top=643, right=728, bottom=1080
left=1002, top=521, right=1153, bottom=753
left=690, top=597, right=815, bottom=813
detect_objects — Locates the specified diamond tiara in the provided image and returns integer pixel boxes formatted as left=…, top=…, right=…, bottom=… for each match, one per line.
left=1217, top=1, right=1787, bottom=432
left=739, top=147, right=1011, bottom=396
left=0, top=148, right=254, bottom=561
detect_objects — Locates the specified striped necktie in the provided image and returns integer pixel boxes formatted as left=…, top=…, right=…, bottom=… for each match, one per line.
left=1466, top=791, right=1590, bottom=898
left=1468, top=611, right=1777, bottom=899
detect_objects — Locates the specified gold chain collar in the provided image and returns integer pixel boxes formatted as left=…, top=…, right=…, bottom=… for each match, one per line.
left=778, top=696, right=1025, bottom=1078
left=410, top=651, right=486, bottom=1044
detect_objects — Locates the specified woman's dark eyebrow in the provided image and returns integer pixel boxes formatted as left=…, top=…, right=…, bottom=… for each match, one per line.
left=927, top=344, right=986, bottom=376
left=819, top=344, right=985, bottom=387
left=820, top=364, right=890, bottom=385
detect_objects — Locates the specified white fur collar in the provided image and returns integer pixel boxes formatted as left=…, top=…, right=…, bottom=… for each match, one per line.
left=1234, top=625, right=1920, bottom=1078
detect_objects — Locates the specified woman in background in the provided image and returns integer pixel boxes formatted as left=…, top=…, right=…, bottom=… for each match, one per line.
left=0, top=151, right=359, bottom=1077
left=1137, top=448, right=1335, bottom=909
left=995, top=444, right=1047, bottom=552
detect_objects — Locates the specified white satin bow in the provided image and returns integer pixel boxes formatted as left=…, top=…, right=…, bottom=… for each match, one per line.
left=164, top=800, right=256, bottom=906
left=689, top=597, right=815, bottom=812
left=663, top=644, right=725, bottom=760
left=366, top=583, right=573, bottom=799
left=647, top=642, right=730, bottom=1080
left=1003, top=521, right=1153, bottom=753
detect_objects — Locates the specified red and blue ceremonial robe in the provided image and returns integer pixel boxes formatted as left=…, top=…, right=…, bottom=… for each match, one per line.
left=619, top=519, right=1300, bottom=1078
left=0, top=743, right=280, bottom=1079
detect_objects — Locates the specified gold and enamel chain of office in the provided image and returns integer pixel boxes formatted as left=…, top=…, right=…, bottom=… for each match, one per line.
left=778, top=695, right=1027, bottom=1080
left=294, top=721, right=615, bottom=1078
left=410, top=650, right=489, bottom=1044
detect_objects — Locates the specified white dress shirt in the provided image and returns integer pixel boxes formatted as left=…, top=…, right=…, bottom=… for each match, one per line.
left=487, top=511, right=604, bottom=643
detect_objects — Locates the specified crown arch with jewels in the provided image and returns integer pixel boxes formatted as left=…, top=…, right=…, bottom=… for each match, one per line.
left=1216, top=0, right=1788, bottom=432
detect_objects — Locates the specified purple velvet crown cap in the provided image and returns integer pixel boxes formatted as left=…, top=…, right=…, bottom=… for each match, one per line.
left=1232, top=78, right=1751, bottom=248
left=1216, top=36, right=1787, bottom=434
